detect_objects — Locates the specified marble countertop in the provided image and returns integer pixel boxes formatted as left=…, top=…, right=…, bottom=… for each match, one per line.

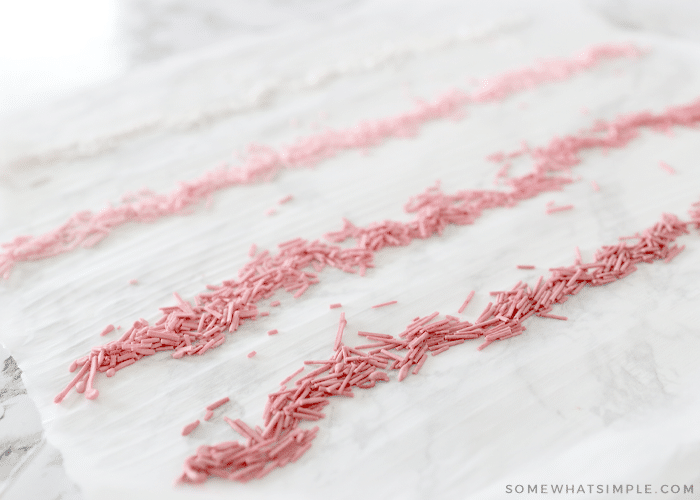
left=1, top=1, right=700, bottom=499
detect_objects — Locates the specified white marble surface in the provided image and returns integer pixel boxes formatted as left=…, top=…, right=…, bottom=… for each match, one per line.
left=1, top=1, right=700, bottom=499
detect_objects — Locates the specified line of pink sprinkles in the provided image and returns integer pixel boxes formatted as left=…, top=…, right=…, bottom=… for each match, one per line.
left=53, top=96, right=700, bottom=404
left=0, top=44, right=642, bottom=279
left=178, top=210, right=694, bottom=484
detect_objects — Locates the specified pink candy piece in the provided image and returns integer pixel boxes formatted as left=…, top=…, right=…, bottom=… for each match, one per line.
left=457, top=291, right=475, bottom=314
left=334, top=313, right=347, bottom=351
left=371, top=301, right=397, bottom=309
left=369, top=372, right=390, bottom=382
left=206, top=397, right=230, bottom=411
left=329, top=303, right=342, bottom=309
left=247, top=351, right=257, bottom=358
left=546, top=204, right=574, bottom=214
left=182, top=420, right=200, bottom=436
left=659, top=161, right=676, bottom=174
left=100, top=324, right=115, bottom=336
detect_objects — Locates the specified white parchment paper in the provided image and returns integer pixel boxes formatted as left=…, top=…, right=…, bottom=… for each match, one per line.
left=1, top=2, right=700, bottom=499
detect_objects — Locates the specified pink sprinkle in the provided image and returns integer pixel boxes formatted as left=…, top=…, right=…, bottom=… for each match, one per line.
left=398, top=363, right=410, bottom=382
left=100, top=324, right=115, bottom=336
left=279, top=366, right=304, bottom=386
left=538, top=313, right=568, bottom=320
left=458, top=291, right=475, bottom=314
left=516, top=265, right=535, bottom=270
left=53, top=361, right=91, bottom=403
left=270, top=301, right=281, bottom=307
left=329, top=303, right=342, bottom=309
left=182, top=420, right=200, bottom=436
left=664, top=244, right=685, bottom=263
left=371, top=301, right=397, bottom=309
left=369, top=372, right=390, bottom=382
left=659, top=161, right=676, bottom=175
left=334, top=313, right=347, bottom=351
left=129, top=279, right=138, bottom=285
left=206, top=397, right=230, bottom=411
left=546, top=204, right=574, bottom=214
left=248, top=244, right=257, bottom=257
left=486, top=151, right=505, bottom=162
left=278, top=195, right=293, bottom=205
left=591, top=180, right=600, bottom=191
left=247, top=351, right=256, bottom=358
left=267, top=329, right=278, bottom=336
left=203, top=410, right=214, bottom=421
left=265, top=208, right=276, bottom=216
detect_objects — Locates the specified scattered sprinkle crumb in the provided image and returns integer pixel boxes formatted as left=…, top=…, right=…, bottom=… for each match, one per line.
left=181, top=420, right=200, bottom=436
left=659, top=161, right=676, bottom=175
left=546, top=204, right=574, bottom=214
left=372, top=300, right=397, bottom=309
